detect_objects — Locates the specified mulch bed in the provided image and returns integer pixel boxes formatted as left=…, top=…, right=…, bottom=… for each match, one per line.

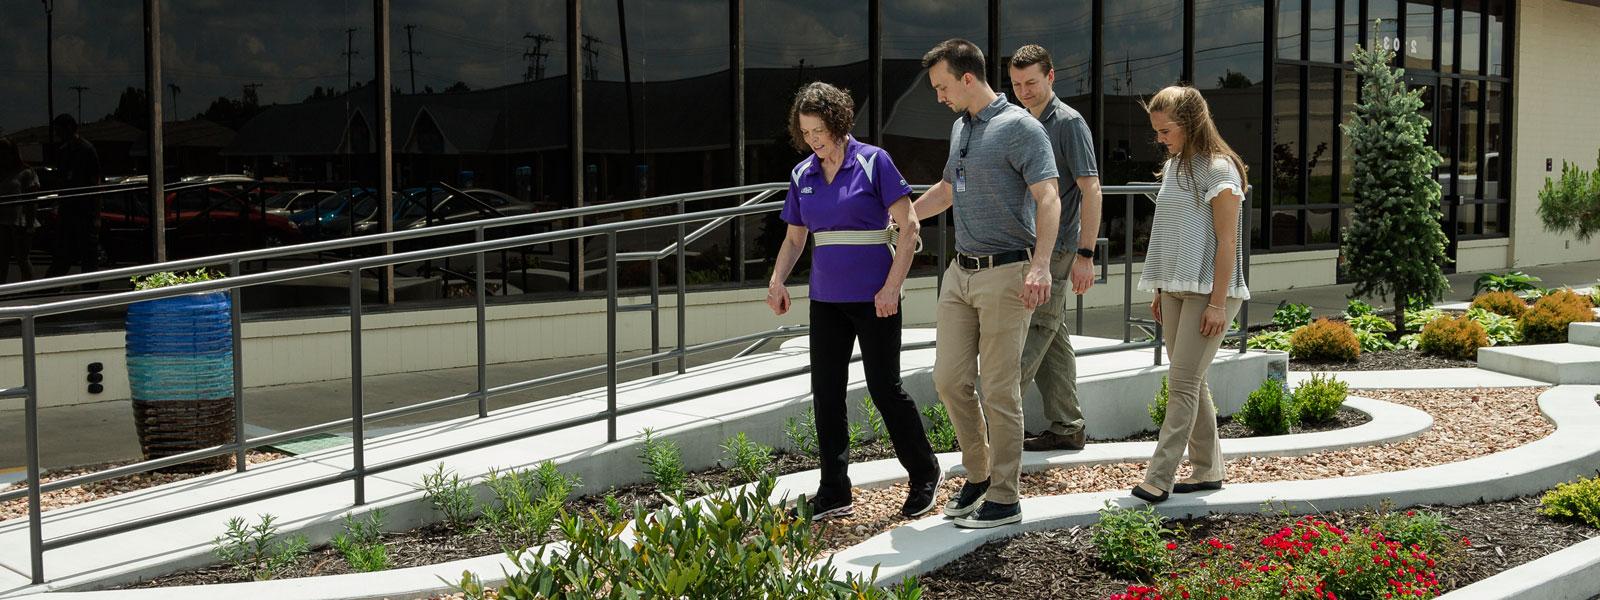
left=1100, top=406, right=1371, bottom=443
left=918, top=496, right=1598, bottom=599
left=1291, top=349, right=1478, bottom=372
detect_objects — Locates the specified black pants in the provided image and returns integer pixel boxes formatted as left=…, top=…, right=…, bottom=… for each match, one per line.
left=810, top=300, right=940, bottom=498
left=46, top=215, right=99, bottom=278
left=0, top=225, right=34, bottom=284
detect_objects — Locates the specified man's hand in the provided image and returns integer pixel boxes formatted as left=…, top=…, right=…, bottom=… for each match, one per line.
left=873, top=285, right=899, bottom=318
left=1021, top=262, right=1052, bottom=309
left=766, top=282, right=791, bottom=316
left=1071, top=255, right=1095, bottom=295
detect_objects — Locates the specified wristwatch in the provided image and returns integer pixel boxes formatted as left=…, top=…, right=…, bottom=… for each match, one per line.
left=1076, top=247, right=1096, bottom=260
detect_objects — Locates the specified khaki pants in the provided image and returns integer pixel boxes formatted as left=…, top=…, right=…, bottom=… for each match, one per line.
left=934, top=260, right=1033, bottom=504
left=1143, top=291, right=1244, bottom=491
left=1020, top=249, right=1083, bottom=436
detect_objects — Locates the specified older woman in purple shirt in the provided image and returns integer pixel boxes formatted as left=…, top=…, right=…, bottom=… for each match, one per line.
left=767, top=82, right=942, bottom=521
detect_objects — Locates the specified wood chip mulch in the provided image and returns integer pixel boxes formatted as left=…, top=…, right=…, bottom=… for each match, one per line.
left=918, top=496, right=1598, bottom=599
left=1291, top=349, right=1479, bottom=372
left=1, top=451, right=290, bottom=522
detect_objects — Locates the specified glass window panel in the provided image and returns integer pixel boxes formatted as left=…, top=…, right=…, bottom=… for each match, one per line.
left=1102, top=0, right=1183, bottom=187
left=1310, top=0, right=1337, bottom=63
left=1001, top=0, right=1092, bottom=111
left=1484, top=203, right=1505, bottom=235
left=1458, top=80, right=1481, bottom=198
left=1456, top=199, right=1479, bottom=236
left=1340, top=70, right=1357, bottom=206
left=1308, top=208, right=1335, bottom=245
left=1307, top=68, right=1336, bottom=206
left=880, top=0, right=985, bottom=187
left=1272, top=65, right=1301, bottom=208
left=1440, top=0, right=1456, bottom=73
left=1487, top=0, right=1506, bottom=76
left=1484, top=82, right=1505, bottom=199
left=1460, top=0, right=1481, bottom=75
left=1272, top=209, right=1304, bottom=247
left=1343, top=0, right=1362, bottom=62
left=1279, top=0, right=1304, bottom=59
left=1369, top=1, right=1401, bottom=60
left=1437, top=79, right=1457, bottom=197
left=1195, top=0, right=1266, bottom=196
left=1404, top=1, right=1434, bottom=70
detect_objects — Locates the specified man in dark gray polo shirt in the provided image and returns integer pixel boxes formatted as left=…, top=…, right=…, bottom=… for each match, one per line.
left=912, top=38, right=1061, bottom=529
left=1008, top=44, right=1104, bottom=452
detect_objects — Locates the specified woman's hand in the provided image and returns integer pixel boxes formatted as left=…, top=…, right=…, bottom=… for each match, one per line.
left=1200, top=304, right=1228, bottom=338
left=1150, top=295, right=1163, bottom=325
left=767, top=282, right=791, bottom=316
left=873, top=285, right=899, bottom=318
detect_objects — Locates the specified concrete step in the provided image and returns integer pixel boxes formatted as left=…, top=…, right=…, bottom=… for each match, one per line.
left=1570, top=322, right=1600, bottom=347
left=1477, top=343, right=1600, bottom=384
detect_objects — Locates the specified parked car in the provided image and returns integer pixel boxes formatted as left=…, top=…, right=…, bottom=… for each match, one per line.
left=290, top=187, right=378, bottom=239
left=263, top=189, right=336, bottom=218
left=36, top=178, right=302, bottom=263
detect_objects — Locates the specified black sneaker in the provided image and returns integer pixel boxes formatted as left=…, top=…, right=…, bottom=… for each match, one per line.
left=942, top=478, right=989, bottom=517
left=790, top=492, right=853, bottom=522
left=954, top=500, right=1022, bottom=529
left=901, top=471, right=944, bottom=518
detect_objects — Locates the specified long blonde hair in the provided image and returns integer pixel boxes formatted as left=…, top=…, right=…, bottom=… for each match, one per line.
left=1140, top=85, right=1247, bottom=187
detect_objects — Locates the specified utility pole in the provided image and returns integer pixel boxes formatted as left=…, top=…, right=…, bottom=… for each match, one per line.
left=43, top=0, right=54, bottom=161
left=403, top=24, right=420, bottom=93
left=580, top=34, right=601, bottom=81
left=242, top=82, right=262, bottom=106
left=69, top=85, right=88, bottom=122
left=523, top=32, right=552, bottom=81
left=168, top=83, right=181, bottom=122
left=344, top=27, right=360, bottom=93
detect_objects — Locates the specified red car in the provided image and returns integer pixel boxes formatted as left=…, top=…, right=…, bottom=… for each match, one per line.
left=39, top=178, right=302, bottom=264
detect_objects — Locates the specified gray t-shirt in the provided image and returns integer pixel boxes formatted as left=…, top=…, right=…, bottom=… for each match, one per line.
left=941, top=94, right=1059, bottom=256
left=1039, top=96, right=1099, bottom=251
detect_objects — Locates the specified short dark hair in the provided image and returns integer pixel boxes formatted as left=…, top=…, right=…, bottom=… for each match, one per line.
left=52, top=113, right=78, bottom=136
left=922, top=38, right=986, bottom=83
left=787, top=82, right=855, bottom=153
left=1010, top=44, right=1053, bottom=74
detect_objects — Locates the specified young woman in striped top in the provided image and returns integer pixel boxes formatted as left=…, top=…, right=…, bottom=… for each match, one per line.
left=1131, top=85, right=1250, bottom=504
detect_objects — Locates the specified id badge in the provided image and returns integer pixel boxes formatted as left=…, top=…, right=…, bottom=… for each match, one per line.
left=955, top=166, right=967, bottom=193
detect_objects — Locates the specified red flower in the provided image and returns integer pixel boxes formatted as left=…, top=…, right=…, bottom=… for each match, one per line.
left=1167, top=541, right=1178, bottom=551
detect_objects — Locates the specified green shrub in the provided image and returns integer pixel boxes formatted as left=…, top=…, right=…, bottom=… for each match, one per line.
left=720, top=432, right=773, bottom=484
left=211, top=514, right=310, bottom=581
left=1474, top=270, right=1544, bottom=295
left=1344, top=298, right=1376, bottom=318
left=1540, top=476, right=1600, bottom=529
left=921, top=403, right=959, bottom=452
left=466, top=476, right=923, bottom=600
left=332, top=509, right=389, bottom=572
left=1373, top=507, right=1455, bottom=554
left=1289, top=318, right=1361, bottom=362
left=1470, top=290, right=1530, bottom=318
left=418, top=463, right=478, bottom=533
left=1293, top=373, right=1347, bottom=424
left=1520, top=291, right=1596, bottom=344
left=1466, top=307, right=1522, bottom=346
left=1247, top=329, right=1293, bottom=352
left=1346, top=313, right=1396, bottom=334
left=861, top=396, right=888, bottom=443
left=482, top=462, right=579, bottom=552
left=638, top=428, right=686, bottom=495
left=1238, top=379, right=1296, bottom=436
left=1090, top=502, right=1172, bottom=580
left=1418, top=314, right=1490, bottom=360
left=1535, top=149, right=1600, bottom=243
left=132, top=268, right=224, bottom=291
left=784, top=409, right=819, bottom=458
left=1272, top=302, right=1313, bottom=329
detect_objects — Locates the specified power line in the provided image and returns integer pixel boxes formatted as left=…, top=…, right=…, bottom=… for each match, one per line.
left=68, top=85, right=88, bottom=122
left=404, top=24, right=422, bottom=94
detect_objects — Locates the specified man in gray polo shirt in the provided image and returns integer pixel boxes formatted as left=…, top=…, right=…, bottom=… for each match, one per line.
left=1009, top=44, right=1104, bottom=452
left=912, top=38, right=1061, bottom=529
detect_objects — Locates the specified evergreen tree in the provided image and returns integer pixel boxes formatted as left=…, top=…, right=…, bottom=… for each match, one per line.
left=1341, top=20, right=1450, bottom=334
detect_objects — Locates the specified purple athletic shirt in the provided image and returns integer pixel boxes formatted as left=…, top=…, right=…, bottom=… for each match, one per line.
left=780, top=137, right=914, bottom=303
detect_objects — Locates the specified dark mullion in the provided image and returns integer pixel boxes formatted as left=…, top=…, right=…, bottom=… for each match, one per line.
left=1396, top=0, right=1406, bottom=67
left=1474, top=2, right=1488, bottom=237
left=1358, top=0, right=1368, bottom=55
left=1182, top=0, right=1195, bottom=83
left=869, top=0, right=882, bottom=146
left=1299, top=0, right=1311, bottom=246
left=1331, top=0, right=1345, bottom=245
left=1499, top=0, right=1515, bottom=236
left=1433, top=0, right=1443, bottom=73
left=1261, top=0, right=1276, bottom=250
left=987, top=0, right=1000, bottom=86
left=1091, top=0, right=1105, bottom=167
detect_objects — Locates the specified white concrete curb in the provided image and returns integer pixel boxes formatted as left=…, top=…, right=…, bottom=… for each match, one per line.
left=1438, top=535, right=1600, bottom=599
left=823, top=386, right=1600, bottom=597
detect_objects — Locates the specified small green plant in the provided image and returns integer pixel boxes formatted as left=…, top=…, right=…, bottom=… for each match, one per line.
left=418, top=463, right=478, bottom=533
left=1474, top=270, right=1545, bottom=295
left=1247, top=329, right=1294, bottom=352
left=862, top=396, right=888, bottom=443
left=211, top=513, right=310, bottom=581
left=1289, top=318, right=1362, bottom=362
left=1540, top=475, right=1600, bottom=529
left=1293, top=373, right=1347, bottom=424
left=1466, top=307, right=1522, bottom=346
left=638, top=428, right=685, bottom=494
left=921, top=403, right=958, bottom=453
left=131, top=268, right=224, bottom=291
left=1238, top=379, right=1296, bottom=435
left=1344, top=298, right=1376, bottom=318
left=1147, top=376, right=1169, bottom=427
left=481, top=462, right=579, bottom=552
left=784, top=409, right=819, bottom=458
left=332, top=509, right=390, bottom=572
left=469, top=476, right=925, bottom=599
left=1373, top=506, right=1455, bottom=554
left=1405, top=306, right=1446, bottom=331
left=1536, top=149, right=1600, bottom=242
left=1346, top=313, right=1399, bottom=352
left=1272, top=301, right=1314, bottom=329
left=720, top=432, right=774, bottom=484
left=1091, top=502, right=1172, bottom=580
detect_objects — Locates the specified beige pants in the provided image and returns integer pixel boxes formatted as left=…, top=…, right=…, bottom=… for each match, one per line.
left=934, top=260, right=1033, bottom=504
left=1143, top=291, right=1244, bottom=491
left=1020, top=249, right=1082, bottom=436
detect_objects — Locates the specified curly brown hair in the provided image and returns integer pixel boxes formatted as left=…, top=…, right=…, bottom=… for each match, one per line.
left=787, top=82, right=855, bottom=154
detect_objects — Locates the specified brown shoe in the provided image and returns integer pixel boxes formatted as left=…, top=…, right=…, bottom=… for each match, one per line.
left=1023, top=429, right=1086, bottom=451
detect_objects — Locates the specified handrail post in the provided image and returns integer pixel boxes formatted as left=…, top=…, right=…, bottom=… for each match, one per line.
left=606, top=233, right=619, bottom=443
left=23, top=316, right=44, bottom=584
left=649, top=257, right=660, bottom=376
left=1124, top=194, right=1135, bottom=344
left=348, top=270, right=365, bottom=505
left=230, top=259, right=246, bottom=472
left=676, top=198, right=687, bottom=375
left=475, top=227, right=488, bottom=418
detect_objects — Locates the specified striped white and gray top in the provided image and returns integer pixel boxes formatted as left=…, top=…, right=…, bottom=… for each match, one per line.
left=1137, top=154, right=1251, bottom=300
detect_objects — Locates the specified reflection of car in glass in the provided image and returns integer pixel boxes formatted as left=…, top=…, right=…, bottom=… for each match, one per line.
left=36, top=177, right=302, bottom=263
left=313, top=187, right=541, bottom=244
left=290, top=187, right=377, bottom=238
left=263, top=189, right=336, bottom=218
